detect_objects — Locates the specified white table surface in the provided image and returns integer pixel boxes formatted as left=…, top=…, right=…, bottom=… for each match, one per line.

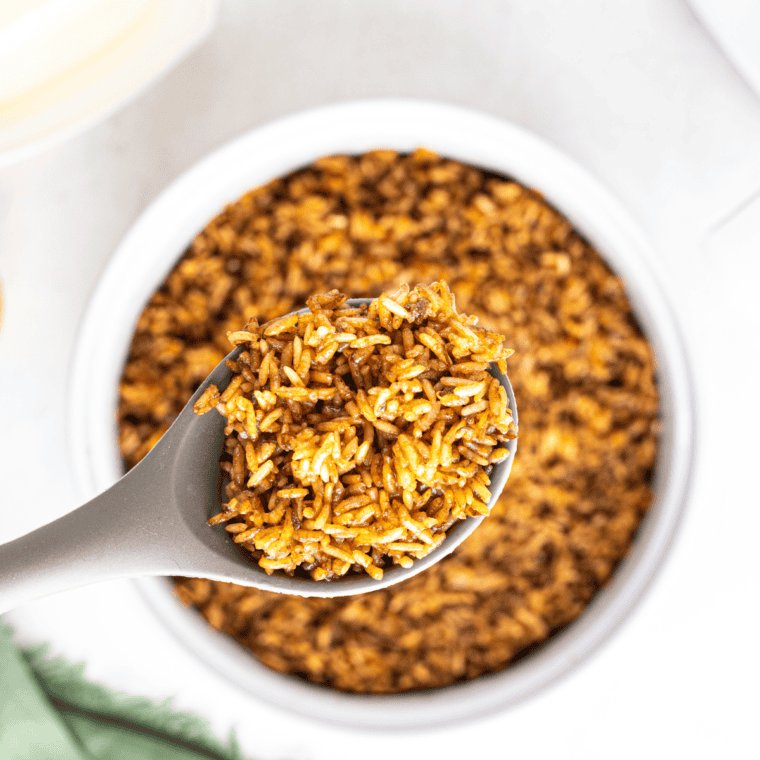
left=1, top=1, right=759, bottom=757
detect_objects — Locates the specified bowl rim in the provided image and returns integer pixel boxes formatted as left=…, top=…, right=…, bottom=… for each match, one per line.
left=67, top=97, right=695, bottom=730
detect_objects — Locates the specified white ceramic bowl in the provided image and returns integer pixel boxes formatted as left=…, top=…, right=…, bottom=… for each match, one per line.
left=0, top=0, right=219, bottom=167
left=68, top=99, right=694, bottom=730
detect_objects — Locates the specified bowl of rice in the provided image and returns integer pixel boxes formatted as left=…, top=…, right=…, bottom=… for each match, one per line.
left=69, top=99, right=694, bottom=729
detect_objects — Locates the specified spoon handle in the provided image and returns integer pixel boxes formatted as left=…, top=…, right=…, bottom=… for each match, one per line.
left=0, top=453, right=176, bottom=614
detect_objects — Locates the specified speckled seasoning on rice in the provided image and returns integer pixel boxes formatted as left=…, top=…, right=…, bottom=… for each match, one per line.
left=118, top=148, right=658, bottom=694
left=193, top=282, right=516, bottom=580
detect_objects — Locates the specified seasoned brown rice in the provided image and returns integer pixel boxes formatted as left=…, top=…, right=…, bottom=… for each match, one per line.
left=118, top=149, right=658, bottom=694
left=194, top=282, right=516, bottom=580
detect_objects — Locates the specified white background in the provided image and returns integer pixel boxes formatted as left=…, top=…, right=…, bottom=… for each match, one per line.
left=1, top=1, right=759, bottom=757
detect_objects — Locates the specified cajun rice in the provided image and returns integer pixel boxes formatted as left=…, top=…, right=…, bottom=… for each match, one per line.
left=194, top=282, right=516, bottom=580
left=118, top=149, right=658, bottom=694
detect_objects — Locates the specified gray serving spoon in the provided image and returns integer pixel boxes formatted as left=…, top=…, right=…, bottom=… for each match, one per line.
left=0, top=300, right=517, bottom=613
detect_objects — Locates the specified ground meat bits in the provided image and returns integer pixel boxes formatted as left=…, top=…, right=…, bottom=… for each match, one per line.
left=118, top=148, right=658, bottom=694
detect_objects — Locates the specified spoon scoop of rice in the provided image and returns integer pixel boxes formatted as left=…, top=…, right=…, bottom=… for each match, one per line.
left=194, top=282, right=517, bottom=581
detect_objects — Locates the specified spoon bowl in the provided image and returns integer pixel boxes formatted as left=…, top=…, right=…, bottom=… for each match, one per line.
left=0, top=300, right=517, bottom=612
